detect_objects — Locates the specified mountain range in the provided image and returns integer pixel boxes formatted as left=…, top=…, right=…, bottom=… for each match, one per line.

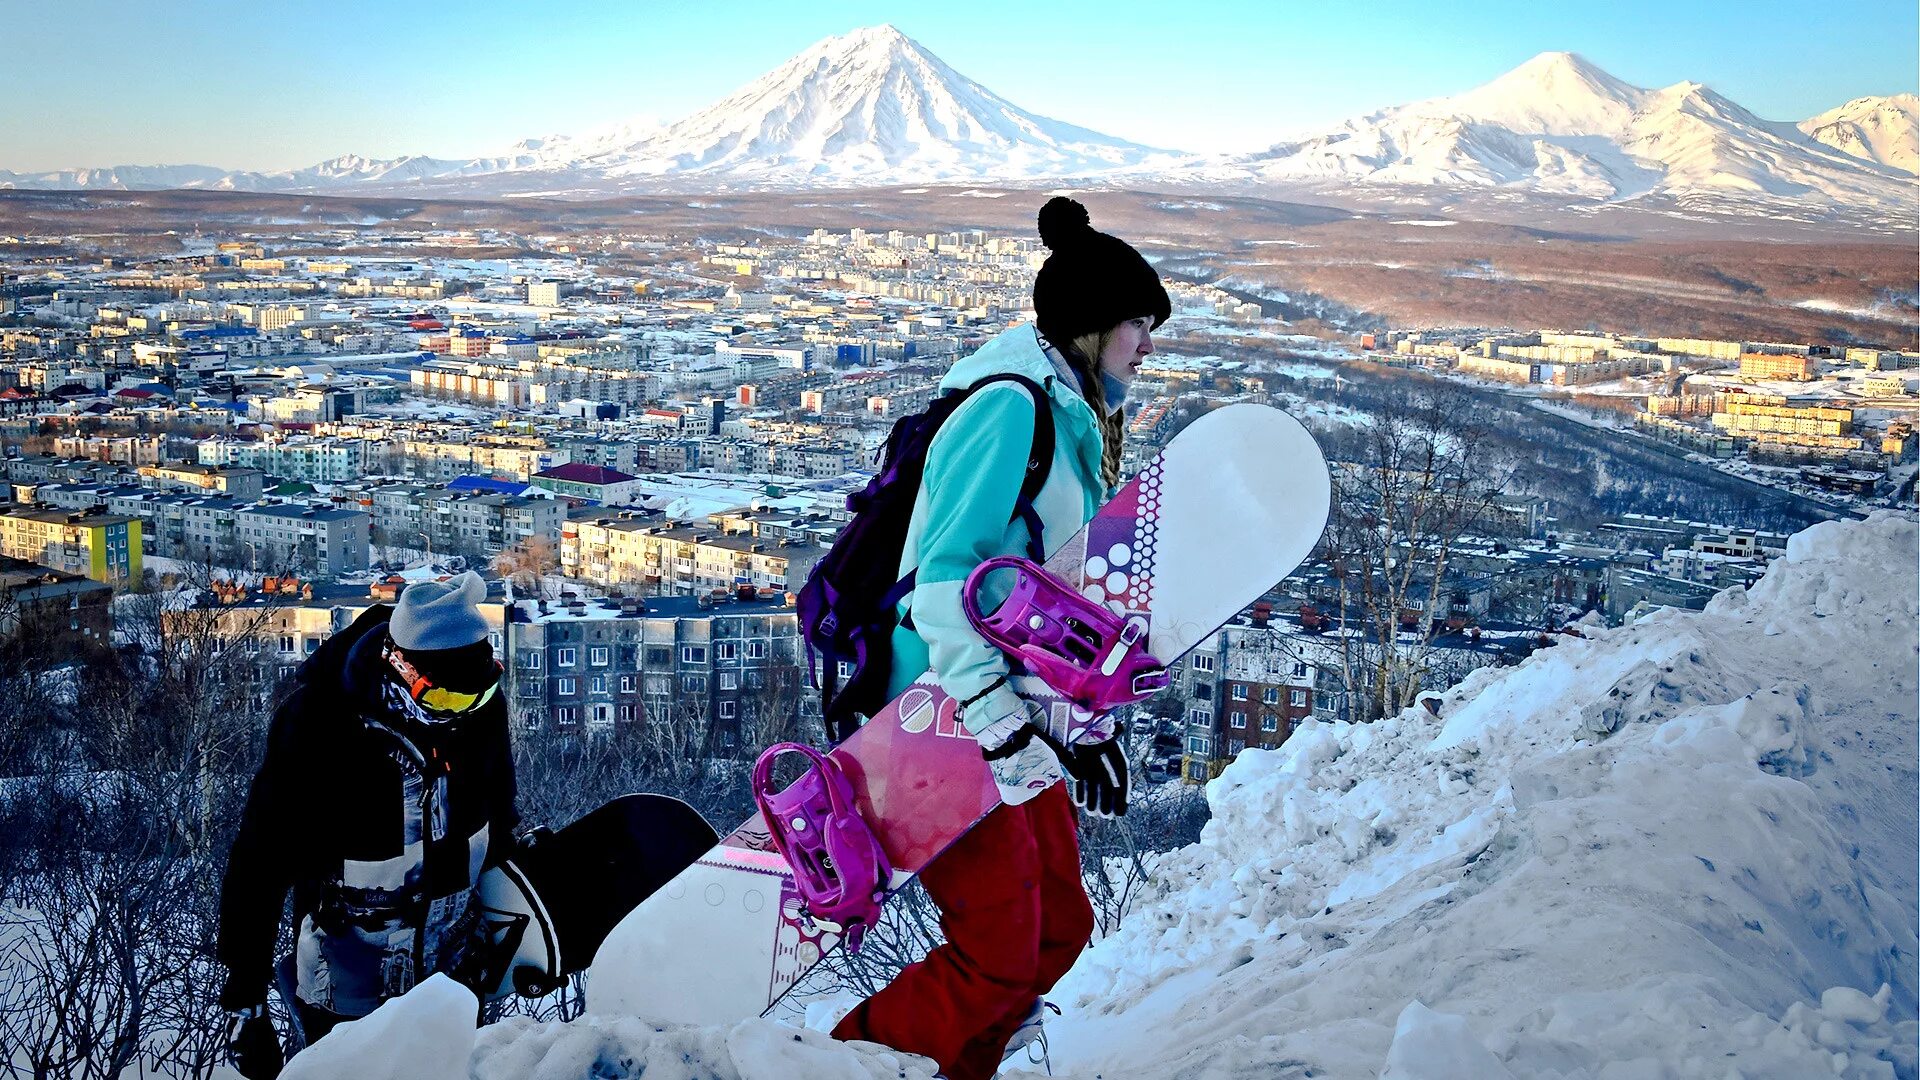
left=2, top=26, right=1912, bottom=222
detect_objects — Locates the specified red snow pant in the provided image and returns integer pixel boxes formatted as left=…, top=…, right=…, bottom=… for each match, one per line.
left=833, top=781, right=1094, bottom=1080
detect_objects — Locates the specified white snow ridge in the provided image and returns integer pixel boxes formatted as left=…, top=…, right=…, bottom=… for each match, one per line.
left=288, top=513, right=1918, bottom=1079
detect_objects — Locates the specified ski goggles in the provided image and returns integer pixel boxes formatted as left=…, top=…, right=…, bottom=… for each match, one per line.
left=385, top=644, right=503, bottom=716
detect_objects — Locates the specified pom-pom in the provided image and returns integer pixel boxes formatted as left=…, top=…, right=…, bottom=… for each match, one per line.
left=1037, top=196, right=1092, bottom=251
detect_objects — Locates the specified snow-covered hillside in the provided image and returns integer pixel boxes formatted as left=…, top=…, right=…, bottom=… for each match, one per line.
left=1230, top=52, right=1912, bottom=214
left=277, top=512, right=1917, bottom=1079
left=1800, top=94, right=1920, bottom=176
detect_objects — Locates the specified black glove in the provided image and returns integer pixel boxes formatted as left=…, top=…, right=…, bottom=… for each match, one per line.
left=514, top=825, right=554, bottom=857
left=1031, top=723, right=1130, bottom=818
left=226, top=1008, right=282, bottom=1080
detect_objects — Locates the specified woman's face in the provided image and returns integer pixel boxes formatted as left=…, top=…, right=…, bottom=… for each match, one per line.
left=1100, top=315, right=1156, bottom=385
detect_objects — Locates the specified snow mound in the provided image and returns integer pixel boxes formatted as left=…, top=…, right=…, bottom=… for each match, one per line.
left=1039, top=511, right=1918, bottom=1079
left=287, top=974, right=936, bottom=1080
left=470, top=1015, right=937, bottom=1080
left=283, top=973, right=476, bottom=1080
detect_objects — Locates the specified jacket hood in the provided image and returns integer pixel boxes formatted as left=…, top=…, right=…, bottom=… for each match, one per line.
left=942, top=324, right=1100, bottom=433
left=297, top=603, right=395, bottom=710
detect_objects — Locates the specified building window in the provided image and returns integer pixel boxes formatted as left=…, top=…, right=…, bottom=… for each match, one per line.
left=556, top=706, right=576, bottom=726
left=1263, top=687, right=1280, bottom=705
left=683, top=674, right=708, bottom=694
left=556, top=647, right=577, bottom=667
left=590, top=675, right=607, bottom=694
left=1293, top=662, right=1308, bottom=677
left=720, top=672, right=737, bottom=690
left=1262, top=714, right=1280, bottom=732
left=715, top=641, right=737, bottom=660
left=619, top=674, right=636, bottom=694
left=646, top=645, right=672, bottom=666
left=1186, top=734, right=1212, bottom=756
left=836, top=660, right=856, bottom=679
left=1230, top=711, right=1246, bottom=729
left=279, top=634, right=296, bottom=654
left=1191, top=654, right=1215, bottom=674
left=718, top=700, right=736, bottom=720
left=520, top=679, right=543, bottom=697
left=590, top=646, right=609, bottom=666
left=746, top=640, right=767, bottom=659
left=1291, top=689, right=1308, bottom=708
left=617, top=704, right=634, bottom=723
left=556, top=677, right=577, bottom=696
left=521, top=652, right=541, bottom=670
left=1231, top=684, right=1248, bottom=701
left=1189, top=707, right=1212, bottom=727
left=682, top=645, right=708, bottom=665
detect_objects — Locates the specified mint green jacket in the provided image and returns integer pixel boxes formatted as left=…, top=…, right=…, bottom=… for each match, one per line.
left=887, top=324, right=1110, bottom=731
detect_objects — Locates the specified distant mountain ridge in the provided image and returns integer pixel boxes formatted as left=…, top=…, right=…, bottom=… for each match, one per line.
left=1224, top=52, right=1913, bottom=212
left=0, top=34, right=1910, bottom=223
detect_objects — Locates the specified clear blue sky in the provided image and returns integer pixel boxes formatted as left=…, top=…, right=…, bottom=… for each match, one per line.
left=3, top=0, right=1915, bottom=172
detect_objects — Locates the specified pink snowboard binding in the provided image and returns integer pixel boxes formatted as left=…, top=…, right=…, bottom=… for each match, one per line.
left=962, top=556, right=1169, bottom=711
left=752, top=742, right=892, bottom=949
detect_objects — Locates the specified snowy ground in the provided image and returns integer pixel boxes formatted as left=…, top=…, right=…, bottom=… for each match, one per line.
left=273, top=513, right=1918, bottom=1079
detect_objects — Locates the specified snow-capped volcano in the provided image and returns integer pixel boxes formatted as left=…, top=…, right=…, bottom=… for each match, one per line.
left=1230, top=51, right=1913, bottom=211
left=565, top=24, right=1181, bottom=184
left=1799, top=93, right=1919, bottom=175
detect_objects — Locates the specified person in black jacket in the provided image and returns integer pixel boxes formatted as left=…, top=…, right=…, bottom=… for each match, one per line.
left=216, top=572, right=520, bottom=1077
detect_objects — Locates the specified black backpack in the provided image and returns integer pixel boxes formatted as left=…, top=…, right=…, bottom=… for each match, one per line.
left=797, top=373, right=1054, bottom=743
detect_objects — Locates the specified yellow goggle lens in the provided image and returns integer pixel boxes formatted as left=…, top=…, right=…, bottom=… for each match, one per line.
left=418, top=681, right=497, bottom=714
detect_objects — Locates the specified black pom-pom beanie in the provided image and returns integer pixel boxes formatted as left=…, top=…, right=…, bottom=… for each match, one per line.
left=1031, top=196, right=1172, bottom=350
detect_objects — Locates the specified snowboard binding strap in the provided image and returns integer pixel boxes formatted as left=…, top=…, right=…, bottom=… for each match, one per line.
left=752, top=742, right=893, bottom=951
left=962, top=556, right=1169, bottom=711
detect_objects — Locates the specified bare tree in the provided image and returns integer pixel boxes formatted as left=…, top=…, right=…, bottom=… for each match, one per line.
left=493, top=536, right=560, bottom=600
left=1318, top=379, right=1512, bottom=721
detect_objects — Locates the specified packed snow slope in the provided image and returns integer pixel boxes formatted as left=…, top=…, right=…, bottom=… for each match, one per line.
left=1036, top=510, right=1918, bottom=1079
left=1800, top=94, right=1920, bottom=176
left=275, top=512, right=1917, bottom=1079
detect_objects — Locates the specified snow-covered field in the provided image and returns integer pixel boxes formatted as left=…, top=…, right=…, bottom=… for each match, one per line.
left=271, top=513, right=1918, bottom=1079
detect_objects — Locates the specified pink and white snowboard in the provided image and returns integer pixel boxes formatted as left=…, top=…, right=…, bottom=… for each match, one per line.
left=588, top=403, right=1330, bottom=1025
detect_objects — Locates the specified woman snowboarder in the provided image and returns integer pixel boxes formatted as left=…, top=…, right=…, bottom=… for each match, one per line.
left=831, top=196, right=1170, bottom=1080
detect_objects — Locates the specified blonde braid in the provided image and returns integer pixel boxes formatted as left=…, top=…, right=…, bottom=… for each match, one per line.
left=1067, top=331, right=1126, bottom=490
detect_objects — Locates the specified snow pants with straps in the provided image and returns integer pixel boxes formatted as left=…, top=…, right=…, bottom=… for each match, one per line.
left=833, top=782, right=1094, bottom=1080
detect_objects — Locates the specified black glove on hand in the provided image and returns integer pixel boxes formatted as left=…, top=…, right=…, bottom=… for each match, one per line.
left=1032, top=723, right=1130, bottom=817
left=514, top=825, right=554, bottom=857
left=226, top=1008, right=282, bottom=1080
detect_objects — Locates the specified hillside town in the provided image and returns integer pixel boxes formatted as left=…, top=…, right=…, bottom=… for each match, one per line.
left=1, top=223, right=1909, bottom=784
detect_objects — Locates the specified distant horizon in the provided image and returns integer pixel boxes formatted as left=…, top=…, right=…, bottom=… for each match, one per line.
left=2, top=0, right=1915, bottom=174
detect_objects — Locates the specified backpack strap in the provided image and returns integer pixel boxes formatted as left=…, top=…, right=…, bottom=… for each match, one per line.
left=896, top=373, right=1054, bottom=632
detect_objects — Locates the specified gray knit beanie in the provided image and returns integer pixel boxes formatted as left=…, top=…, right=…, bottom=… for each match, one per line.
left=390, top=571, right=490, bottom=652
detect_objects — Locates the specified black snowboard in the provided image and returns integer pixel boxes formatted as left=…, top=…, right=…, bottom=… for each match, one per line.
left=475, top=793, right=718, bottom=999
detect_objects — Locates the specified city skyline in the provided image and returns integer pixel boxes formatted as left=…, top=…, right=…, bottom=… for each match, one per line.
left=2, top=0, right=1915, bottom=174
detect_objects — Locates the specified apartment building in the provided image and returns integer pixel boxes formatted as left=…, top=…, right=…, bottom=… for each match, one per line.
left=135, top=463, right=266, bottom=501
left=0, top=505, right=141, bottom=582
left=506, top=592, right=802, bottom=745
left=367, top=482, right=563, bottom=559
left=1175, top=622, right=1317, bottom=782
left=560, top=513, right=823, bottom=596
left=0, top=554, right=114, bottom=653
left=199, top=437, right=371, bottom=484
left=233, top=503, right=370, bottom=577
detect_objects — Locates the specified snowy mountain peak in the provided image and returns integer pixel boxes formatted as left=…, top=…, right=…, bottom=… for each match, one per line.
left=565, top=22, right=1182, bottom=184
left=1436, top=50, right=1646, bottom=134
left=1800, top=93, right=1920, bottom=175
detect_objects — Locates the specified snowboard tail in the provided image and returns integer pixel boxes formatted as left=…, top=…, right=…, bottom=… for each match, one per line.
left=476, top=793, right=718, bottom=999
left=589, top=404, right=1331, bottom=1025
